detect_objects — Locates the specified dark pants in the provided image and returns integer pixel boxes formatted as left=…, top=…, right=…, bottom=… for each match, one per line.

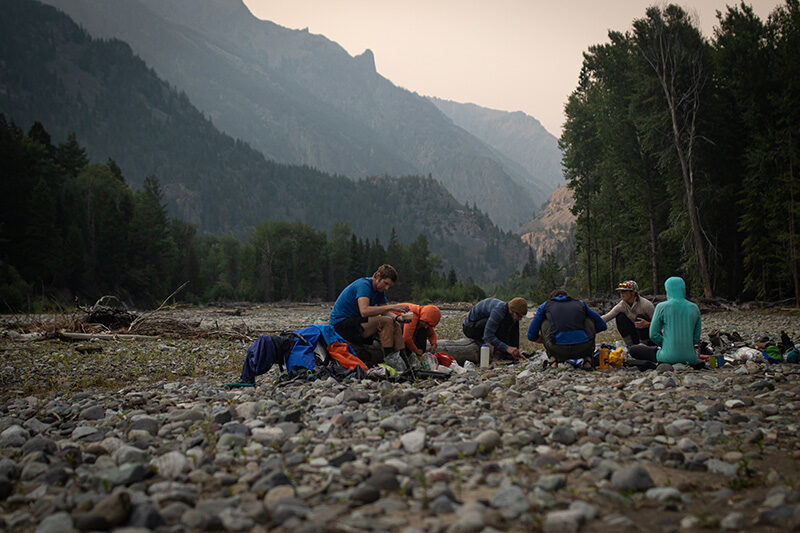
left=616, top=313, right=652, bottom=345
left=630, top=344, right=707, bottom=370
left=462, top=314, right=519, bottom=350
left=404, top=324, right=429, bottom=354
left=541, top=318, right=596, bottom=362
left=333, top=316, right=368, bottom=346
left=629, top=344, right=658, bottom=362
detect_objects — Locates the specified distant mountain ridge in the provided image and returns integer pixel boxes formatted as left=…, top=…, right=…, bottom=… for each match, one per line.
left=429, top=97, right=564, bottom=196
left=40, top=0, right=551, bottom=230
left=0, top=0, right=527, bottom=281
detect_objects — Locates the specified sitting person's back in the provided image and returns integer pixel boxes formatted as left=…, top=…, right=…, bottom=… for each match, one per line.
left=630, top=276, right=700, bottom=365
left=651, top=277, right=700, bottom=364
left=527, top=290, right=607, bottom=368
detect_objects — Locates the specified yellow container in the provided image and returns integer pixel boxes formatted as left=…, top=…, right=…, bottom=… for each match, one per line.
left=598, top=347, right=610, bottom=369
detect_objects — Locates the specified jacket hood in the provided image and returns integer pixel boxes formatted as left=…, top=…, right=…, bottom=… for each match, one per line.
left=420, top=305, right=441, bottom=327
left=665, top=276, right=686, bottom=301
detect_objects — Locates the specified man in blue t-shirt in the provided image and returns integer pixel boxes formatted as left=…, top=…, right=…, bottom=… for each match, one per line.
left=330, top=264, right=409, bottom=355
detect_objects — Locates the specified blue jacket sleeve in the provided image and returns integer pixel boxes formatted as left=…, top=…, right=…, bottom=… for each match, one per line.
left=583, top=303, right=607, bottom=333
left=483, top=302, right=509, bottom=352
left=527, top=304, right=547, bottom=341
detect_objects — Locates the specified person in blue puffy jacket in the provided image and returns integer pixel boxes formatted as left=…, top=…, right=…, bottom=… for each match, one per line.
left=527, top=290, right=606, bottom=368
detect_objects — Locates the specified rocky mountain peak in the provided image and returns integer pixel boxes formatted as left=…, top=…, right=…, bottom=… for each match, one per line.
left=355, top=48, right=376, bottom=72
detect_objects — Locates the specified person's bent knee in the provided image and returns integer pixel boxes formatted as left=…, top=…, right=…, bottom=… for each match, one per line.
left=381, top=316, right=403, bottom=336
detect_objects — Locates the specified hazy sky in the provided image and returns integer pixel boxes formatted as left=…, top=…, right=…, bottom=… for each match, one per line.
left=243, top=1, right=782, bottom=137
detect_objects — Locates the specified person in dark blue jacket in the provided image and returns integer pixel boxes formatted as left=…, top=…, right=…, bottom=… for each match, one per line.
left=463, top=297, right=527, bottom=360
left=527, top=290, right=607, bottom=368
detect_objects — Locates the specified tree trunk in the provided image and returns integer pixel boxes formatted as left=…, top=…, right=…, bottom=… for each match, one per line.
left=639, top=10, right=713, bottom=298
left=585, top=202, right=593, bottom=298
left=609, top=243, right=615, bottom=291
left=788, top=132, right=800, bottom=307
left=647, top=195, right=659, bottom=293
left=664, top=71, right=713, bottom=298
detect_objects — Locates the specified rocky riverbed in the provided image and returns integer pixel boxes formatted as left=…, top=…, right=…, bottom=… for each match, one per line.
left=1, top=305, right=799, bottom=532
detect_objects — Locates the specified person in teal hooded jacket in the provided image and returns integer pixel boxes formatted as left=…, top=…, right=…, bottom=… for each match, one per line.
left=629, top=277, right=700, bottom=365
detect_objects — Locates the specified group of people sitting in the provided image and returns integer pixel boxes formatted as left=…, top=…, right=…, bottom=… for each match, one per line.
left=524, top=277, right=700, bottom=368
left=331, top=264, right=702, bottom=369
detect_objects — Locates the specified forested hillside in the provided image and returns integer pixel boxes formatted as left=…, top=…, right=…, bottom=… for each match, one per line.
left=41, top=0, right=549, bottom=230
left=0, top=116, right=489, bottom=309
left=561, top=2, right=800, bottom=303
left=0, top=0, right=528, bottom=285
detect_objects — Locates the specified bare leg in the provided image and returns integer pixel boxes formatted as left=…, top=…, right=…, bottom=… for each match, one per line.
left=361, top=316, right=381, bottom=339
left=363, top=315, right=397, bottom=348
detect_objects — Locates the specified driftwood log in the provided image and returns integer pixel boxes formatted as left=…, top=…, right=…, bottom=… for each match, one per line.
left=351, top=338, right=482, bottom=366
left=59, top=331, right=158, bottom=341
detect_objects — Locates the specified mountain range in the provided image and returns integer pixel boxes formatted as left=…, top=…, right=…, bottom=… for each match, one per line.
left=429, top=97, right=563, bottom=196
left=0, top=0, right=529, bottom=282
left=39, top=0, right=561, bottom=230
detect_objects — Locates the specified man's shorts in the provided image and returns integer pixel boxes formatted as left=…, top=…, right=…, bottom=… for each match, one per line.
left=333, top=316, right=367, bottom=346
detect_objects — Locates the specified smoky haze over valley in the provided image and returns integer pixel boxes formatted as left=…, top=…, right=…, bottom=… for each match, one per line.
left=40, top=0, right=565, bottom=232
left=244, top=0, right=781, bottom=136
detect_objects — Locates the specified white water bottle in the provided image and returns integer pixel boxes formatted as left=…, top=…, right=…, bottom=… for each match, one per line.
left=480, top=344, right=490, bottom=368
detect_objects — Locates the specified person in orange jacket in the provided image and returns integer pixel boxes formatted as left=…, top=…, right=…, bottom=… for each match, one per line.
left=394, top=303, right=441, bottom=356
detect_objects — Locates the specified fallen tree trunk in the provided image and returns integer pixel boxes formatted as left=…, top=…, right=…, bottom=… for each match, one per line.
left=3, top=331, right=49, bottom=341
left=59, top=331, right=158, bottom=341
left=350, top=338, right=482, bottom=366
left=436, top=339, right=482, bottom=364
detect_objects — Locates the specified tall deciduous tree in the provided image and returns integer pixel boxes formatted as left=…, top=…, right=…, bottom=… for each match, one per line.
left=633, top=5, right=714, bottom=298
